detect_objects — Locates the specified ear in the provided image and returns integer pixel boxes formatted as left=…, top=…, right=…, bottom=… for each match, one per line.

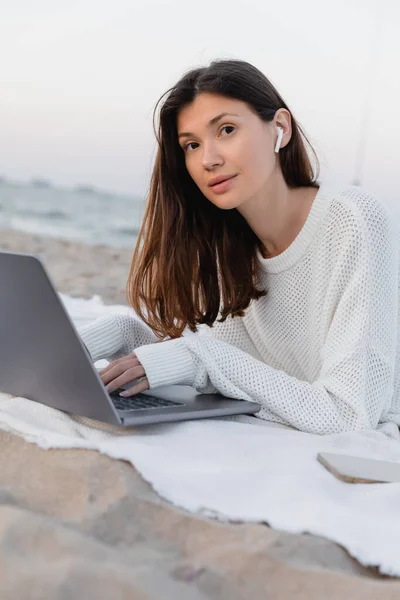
left=274, top=109, right=292, bottom=149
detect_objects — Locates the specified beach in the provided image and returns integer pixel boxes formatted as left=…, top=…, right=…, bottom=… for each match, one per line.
left=0, top=228, right=134, bottom=305
left=1, top=227, right=400, bottom=597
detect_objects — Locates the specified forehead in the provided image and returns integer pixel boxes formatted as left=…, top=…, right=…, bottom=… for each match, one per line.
left=177, top=93, right=250, bottom=130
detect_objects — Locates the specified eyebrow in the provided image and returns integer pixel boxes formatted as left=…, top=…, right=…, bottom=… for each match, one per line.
left=178, top=112, right=240, bottom=139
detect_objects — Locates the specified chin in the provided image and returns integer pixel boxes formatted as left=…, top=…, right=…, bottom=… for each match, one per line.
left=202, top=191, right=240, bottom=210
left=217, top=202, right=242, bottom=211
left=213, top=197, right=245, bottom=211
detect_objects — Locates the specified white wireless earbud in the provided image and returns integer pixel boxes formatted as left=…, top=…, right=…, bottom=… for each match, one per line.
left=274, top=127, right=284, bottom=153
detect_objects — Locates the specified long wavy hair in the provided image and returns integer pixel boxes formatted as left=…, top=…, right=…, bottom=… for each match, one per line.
left=127, top=59, right=319, bottom=339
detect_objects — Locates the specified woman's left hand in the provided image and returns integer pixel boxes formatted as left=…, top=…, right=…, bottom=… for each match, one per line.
left=99, top=353, right=149, bottom=397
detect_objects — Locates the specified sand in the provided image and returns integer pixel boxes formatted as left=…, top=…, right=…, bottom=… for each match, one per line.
left=0, top=228, right=134, bottom=305
left=0, top=227, right=399, bottom=597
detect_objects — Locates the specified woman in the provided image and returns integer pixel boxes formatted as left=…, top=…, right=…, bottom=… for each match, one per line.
left=79, top=59, right=400, bottom=435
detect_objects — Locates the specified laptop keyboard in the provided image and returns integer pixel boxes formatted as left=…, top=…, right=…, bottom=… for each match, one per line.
left=111, top=393, right=184, bottom=412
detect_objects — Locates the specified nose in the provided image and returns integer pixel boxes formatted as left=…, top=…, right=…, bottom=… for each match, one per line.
left=202, top=142, right=224, bottom=171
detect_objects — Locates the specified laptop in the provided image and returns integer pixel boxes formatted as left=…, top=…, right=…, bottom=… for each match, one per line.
left=0, top=250, right=261, bottom=426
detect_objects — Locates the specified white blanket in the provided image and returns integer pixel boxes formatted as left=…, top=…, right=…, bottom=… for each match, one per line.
left=1, top=294, right=400, bottom=577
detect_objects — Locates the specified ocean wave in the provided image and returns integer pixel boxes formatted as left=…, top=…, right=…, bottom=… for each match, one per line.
left=0, top=181, right=143, bottom=247
left=114, top=226, right=140, bottom=236
left=17, top=208, right=70, bottom=220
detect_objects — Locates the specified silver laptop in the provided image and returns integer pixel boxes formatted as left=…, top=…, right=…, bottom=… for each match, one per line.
left=0, top=250, right=261, bottom=426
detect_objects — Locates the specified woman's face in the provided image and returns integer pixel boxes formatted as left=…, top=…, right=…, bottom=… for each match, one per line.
left=177, top=93, right=282, bottom=210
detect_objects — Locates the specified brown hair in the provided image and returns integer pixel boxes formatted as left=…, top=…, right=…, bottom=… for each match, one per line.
left=127, top=59, right=319, bottom=339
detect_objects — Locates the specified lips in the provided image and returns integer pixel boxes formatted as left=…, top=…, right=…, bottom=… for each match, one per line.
left=208, top=174, right=237, bottom=187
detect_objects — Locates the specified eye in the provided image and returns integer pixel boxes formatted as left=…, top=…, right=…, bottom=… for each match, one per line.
left=183, top=141, right=199, bottom=152
left=220, top=125, right=236, bottom=136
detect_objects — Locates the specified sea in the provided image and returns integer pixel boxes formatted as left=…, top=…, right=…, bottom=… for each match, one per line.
left=0, top=178, right=145, bottom=248
left=3, top=178, right=400, bottom=251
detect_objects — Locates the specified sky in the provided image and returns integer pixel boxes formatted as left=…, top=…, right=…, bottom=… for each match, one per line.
left=1, top=0, right=399, bottom=208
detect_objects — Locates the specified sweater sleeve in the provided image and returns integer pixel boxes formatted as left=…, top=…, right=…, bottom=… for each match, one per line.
left=134, top=197, right=400, bottom=435
left=77, top=313, right=158, bottom=363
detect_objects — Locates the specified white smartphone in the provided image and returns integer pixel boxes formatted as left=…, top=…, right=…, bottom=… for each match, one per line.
left=317, top=452, right=400, bottom=483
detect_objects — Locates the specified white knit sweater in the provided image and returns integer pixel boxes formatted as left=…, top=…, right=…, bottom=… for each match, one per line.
left=78, top=183, right=400, bottom=435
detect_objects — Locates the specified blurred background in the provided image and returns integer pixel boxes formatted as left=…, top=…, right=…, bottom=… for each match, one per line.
left=0, top=0, right=398, bottom=300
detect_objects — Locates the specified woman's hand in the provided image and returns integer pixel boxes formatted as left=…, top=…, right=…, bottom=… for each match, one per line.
left=99, top=353, right=149, bottom=397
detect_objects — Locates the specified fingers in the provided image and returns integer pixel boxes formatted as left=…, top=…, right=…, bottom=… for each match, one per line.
left=98, top=356, right=149, bottom=396
left=99, top=354, right=138, bottom=378
left=101, top=361, right=140, bottom=385
left=99, top=356, right=141, bottom=385
left=104, top=366, right=146, bottom=394
left=119, top=377, right=150, bottom=397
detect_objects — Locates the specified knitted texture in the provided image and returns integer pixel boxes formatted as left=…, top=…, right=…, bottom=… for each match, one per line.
left=79, top=184, right=400, bottom=434
left=78, top=313, right=157, bottom=362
